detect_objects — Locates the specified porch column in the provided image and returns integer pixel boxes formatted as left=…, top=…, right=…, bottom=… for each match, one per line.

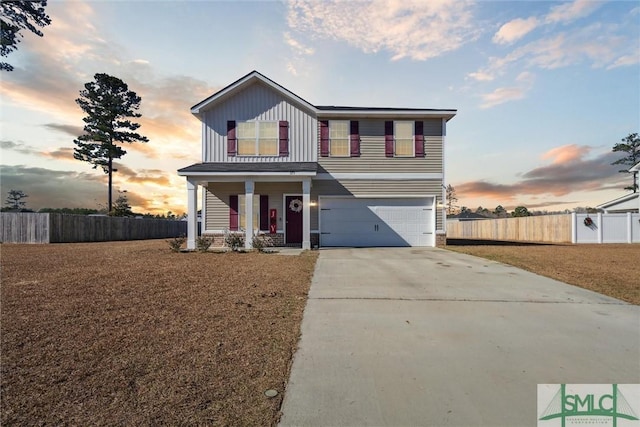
left=187, top=179, right=198, bottom=250
left=302, top=178, right=311, bottom=250
left=245, top=180, right=254, bottom=249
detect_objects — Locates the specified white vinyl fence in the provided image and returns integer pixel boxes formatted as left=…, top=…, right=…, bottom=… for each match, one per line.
left=573, top=213, right=640, bottom=244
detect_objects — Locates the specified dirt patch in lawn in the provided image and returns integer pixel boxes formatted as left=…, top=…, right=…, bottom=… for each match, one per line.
left=446, top=241, right=639, bottom=305
left=1, top=240, right=318, bottom=426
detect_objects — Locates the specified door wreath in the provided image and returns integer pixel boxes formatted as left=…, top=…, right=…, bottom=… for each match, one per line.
left=289, top=198, right=303, bottom=213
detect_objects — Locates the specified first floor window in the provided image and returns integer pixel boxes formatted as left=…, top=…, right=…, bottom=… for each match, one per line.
left=238, top=194, right=260, bottom=230
left=330, top=120, right=349, bottom=157
left=237, top=121, right=278, bottom=156
left=394, top=121, right=414, bottom=157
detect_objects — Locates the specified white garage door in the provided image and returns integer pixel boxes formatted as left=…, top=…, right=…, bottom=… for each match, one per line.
left=320, top=197, right=434, bottom=247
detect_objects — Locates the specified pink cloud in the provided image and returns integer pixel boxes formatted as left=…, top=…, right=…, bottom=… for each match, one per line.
left=541, top=144, right=591, bottom=164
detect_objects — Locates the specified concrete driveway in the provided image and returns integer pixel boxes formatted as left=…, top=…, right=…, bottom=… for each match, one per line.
left=279, top=248, right=640, bottom=427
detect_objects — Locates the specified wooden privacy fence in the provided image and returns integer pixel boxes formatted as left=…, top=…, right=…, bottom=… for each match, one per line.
left=447, top=214, right=573, bottom=244
left=1, top=213, right=187, bottom=243
left=447, top=213, right=640, bottom=244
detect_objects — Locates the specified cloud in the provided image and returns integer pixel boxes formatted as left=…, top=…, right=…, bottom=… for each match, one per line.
left=1, top=140, right=39, bottom=155
left=467, top=71, right=494, bottom=82
left=113, top=162, right=172, bottom=187
left=0, top=1, right=213, bottom=163
left=545, top=0, right=604, bottom=24
left=493, top=17, right=539, bottom=45
left=42, top=147, right=75, bottom=161
left=286, top=0, right=478, bottom=61
left=454, top=146, right=622, bottom=202
left=479, top=71, right=535, bottom=109
left=43, top=123, right=85, bottom=137
left=0, top=164, right=107, bottom=210
left=3, top=140, right=76, bottom=162
left=0, top=164, right=182, bottom=213
left=541, top=144, right=591, bottom=164
left=470, top=1, right=637, bottom=87
left=607, top=53, right=640, bottom=70
left=284, top=32, right=314, bottom=56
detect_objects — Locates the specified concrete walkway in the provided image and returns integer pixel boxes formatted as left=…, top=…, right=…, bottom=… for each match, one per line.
left=279, top=248, right=640, bottom=427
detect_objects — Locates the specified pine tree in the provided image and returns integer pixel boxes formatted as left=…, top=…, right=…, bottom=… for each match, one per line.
left=612, top=133, right=639, bottom=192
left=1, top=0, right=51, bottom=71
left=73, top=73, right=149, bottom=211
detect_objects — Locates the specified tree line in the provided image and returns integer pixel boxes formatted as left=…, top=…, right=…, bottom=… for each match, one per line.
left=1, top=189, right=184, bottom=219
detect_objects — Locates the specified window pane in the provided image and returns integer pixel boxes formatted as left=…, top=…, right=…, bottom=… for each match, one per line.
left=258, top=138, right=278, bottom=156
left=395, top=121, right=413, bottom=139
left=237, top=122, right=255, bottom=138
left=395, top=139, right=413, bottom=156
left=259, top=122, right=277, bottom=138
left=330, top=138, right=349, bottom=156
left=330, top=121, right=349, bottom=138
left=238, top=195, right=260, bottom=230
left=237, top=139, right=256, bottom=155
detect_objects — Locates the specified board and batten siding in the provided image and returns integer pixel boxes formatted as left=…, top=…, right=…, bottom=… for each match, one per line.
left=311, top=179, right=444, bottom=231
left=202, top=82, right=317, bottom=163
left=318, top=119, right=443, bottom=174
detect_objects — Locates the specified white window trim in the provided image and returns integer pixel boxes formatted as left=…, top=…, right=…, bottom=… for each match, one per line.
left=394, top=120, right=414, bottom=158
left=236, top=121, right=279, bottom=157
left=329, top=120, right=350, bottom=158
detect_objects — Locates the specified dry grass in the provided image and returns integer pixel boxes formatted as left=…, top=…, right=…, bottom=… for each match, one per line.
left=446, top=241, right=640, bottom=305
left=1, top=240, right=318, bottom=426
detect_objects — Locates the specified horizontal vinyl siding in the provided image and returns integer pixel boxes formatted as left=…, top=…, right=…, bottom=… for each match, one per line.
left=203, top=82, right=317, bottom=163
left=205, top=182, right=309, bottom=232
left=205, top=183, right=244, bottom=231
left=311, top=179, right=444, bottom=231
left=318, top=119, right=443, bottom=174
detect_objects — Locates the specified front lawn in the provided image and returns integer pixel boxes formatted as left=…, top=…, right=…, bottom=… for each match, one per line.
left=446, top=241, right=639, bottom=305
left=1, top=240, right=318, bottom=426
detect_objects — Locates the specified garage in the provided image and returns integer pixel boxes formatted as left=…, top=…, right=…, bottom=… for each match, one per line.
left=319, top=197, right=434, bottom=247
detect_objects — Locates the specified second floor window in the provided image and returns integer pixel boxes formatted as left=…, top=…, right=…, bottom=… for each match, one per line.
left=330, top=120, right=349, bottom=157
left=237, top=121, right=278, bottom=156
left=394, top=121, right=414, bottom=157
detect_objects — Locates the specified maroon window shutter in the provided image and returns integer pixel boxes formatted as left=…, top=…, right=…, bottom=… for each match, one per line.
left=259, top=195, right=269, bottom=231
left=279, top=121, right=289, bottom=157
left=385, top=121, right=394, bottom=157
left=320, top=120, right=329, bottom=157
left=227, top=121, right=236, bottom=156
left=350, top=120, right=360, bottom=157
left=414, top=121, right=424, bottom=157
left=229, top=195, right=238, bottom=231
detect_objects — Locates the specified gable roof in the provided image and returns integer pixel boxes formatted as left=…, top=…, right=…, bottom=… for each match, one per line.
left=190, top=70, right=317, bottom=116
left=190, top=70, right=457, bottom=121
left=629, top=161, right=640, bottom=173
left=596, top=192, right=639, bottom=210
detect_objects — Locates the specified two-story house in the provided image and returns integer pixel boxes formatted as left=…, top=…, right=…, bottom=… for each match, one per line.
left=178, top=71, right=456, bottom=250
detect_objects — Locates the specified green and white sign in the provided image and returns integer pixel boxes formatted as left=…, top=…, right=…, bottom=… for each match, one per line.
left=538, top=384, right=639, bottom=427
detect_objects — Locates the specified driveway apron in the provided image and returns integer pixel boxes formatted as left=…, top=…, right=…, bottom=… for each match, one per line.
left=279, top=248, right=640, bottom=427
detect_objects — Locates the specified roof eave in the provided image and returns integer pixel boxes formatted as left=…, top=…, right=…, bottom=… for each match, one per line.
left=316, top=109, right=457, bottom=120
left=596, top=192, right=639, bottom=209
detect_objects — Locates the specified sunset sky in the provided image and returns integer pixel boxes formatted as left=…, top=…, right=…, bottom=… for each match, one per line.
left=1, top=0, right=639, bottom=215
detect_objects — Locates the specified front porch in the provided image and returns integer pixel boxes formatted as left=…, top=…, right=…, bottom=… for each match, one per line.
left=178, top=162, right=317, bottom=250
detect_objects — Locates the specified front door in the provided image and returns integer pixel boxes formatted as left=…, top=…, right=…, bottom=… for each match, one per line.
left=285, top=195, right=303, bottom=244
